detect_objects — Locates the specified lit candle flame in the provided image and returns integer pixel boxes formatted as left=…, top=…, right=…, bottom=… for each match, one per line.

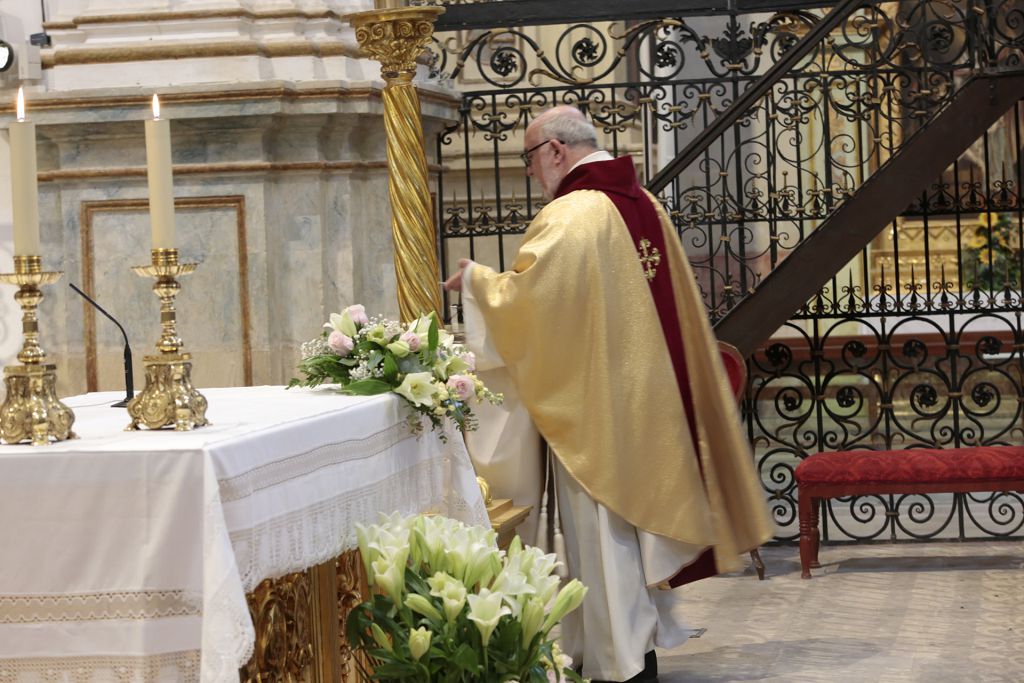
left=16, top=87, right=25, bottom=122
left=152, top=94, right=160, bottom=120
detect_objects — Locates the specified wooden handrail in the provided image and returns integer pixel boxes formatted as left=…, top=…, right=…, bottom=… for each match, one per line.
left=434, top=0, right=842, bottom=32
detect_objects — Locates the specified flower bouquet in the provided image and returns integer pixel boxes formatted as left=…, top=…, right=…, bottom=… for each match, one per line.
left=349, top=513, right=587, bottom=683
left=288, top=305, right=501, bottom=436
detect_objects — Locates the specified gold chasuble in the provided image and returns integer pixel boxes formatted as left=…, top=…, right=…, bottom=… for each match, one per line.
left=469, top=156, right=773, bottom=582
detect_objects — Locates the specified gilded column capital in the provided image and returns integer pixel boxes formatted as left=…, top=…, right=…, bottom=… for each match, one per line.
left=347, top=7, right=444, bottom=81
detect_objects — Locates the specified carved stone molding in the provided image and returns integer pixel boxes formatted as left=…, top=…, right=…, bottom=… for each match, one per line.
left=0, top=86, right=459, bottom=115
left=41, top=41, right=361, bottom=69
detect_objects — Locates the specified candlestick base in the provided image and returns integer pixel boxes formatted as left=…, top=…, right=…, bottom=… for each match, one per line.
left=0, top=364, right=76, bottom=446
left=126, top=352, right=208, bottom=431
left=0, top=256, right=76, bottom=446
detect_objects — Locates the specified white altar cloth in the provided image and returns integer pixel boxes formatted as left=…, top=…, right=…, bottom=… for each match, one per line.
left=0, top=386, right=489, bottom=683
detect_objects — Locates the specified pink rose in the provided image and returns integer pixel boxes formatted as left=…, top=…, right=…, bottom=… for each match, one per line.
left=346, top=304, right=369, bottom=326
left=328, top=330, right=354, bottom=357
left=400, top=331, right=422, bottom=352
left=459, top=352, right=476, bottom=372
left=446, top=374, right=475, bottom=401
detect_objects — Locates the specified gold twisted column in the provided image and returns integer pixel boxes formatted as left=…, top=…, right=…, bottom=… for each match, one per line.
left=348, top=6, right=444, bottom=322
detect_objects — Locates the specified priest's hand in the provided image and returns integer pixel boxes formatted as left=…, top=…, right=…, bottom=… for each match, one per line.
left=444, top=259, right=473, bottom=292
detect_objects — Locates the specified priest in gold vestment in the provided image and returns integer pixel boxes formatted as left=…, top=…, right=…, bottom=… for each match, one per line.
left=445, top=106, right=773, bottom=683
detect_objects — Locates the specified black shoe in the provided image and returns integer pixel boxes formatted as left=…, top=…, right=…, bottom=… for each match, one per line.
left=643, top=650, right=657, bottom=679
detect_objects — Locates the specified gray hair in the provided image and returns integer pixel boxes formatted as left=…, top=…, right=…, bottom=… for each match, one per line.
left=539, top=111, right=598, bottom=149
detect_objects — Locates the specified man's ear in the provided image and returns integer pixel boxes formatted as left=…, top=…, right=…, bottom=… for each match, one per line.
left=551, top=140, right=566, bottom=162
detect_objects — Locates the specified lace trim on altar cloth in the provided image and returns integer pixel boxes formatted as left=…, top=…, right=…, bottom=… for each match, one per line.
left=0, top=590, right=199, bottom=625
left=218, top=423, right=409, bottom=503
left=230, top=451, right=488, bottom=592
left=0, top=650, right=200, bottom=683
left=230, top=457, right=447, bottom=589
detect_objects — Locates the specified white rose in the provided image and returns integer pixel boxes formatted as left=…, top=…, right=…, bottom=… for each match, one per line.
left=387, top=340, right=411, bottom=358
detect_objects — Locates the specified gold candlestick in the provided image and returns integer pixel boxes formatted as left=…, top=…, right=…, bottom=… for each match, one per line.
left=0, top=255, right=75, bottom=445
left=126, top=248, right=208, bottom=431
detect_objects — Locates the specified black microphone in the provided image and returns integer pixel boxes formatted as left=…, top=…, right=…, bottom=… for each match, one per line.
left=69, top=283, right=134, bottom=408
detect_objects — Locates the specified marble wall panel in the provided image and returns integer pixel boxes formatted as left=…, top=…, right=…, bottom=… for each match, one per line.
left=79, top=196, right=251, bottom=393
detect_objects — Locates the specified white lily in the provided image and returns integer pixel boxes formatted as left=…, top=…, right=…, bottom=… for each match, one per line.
left=542, top=579, right=587, bottom=633
left=413, top=526, right=444, bottom=573
left=462, top=541, right=501, bottom=589
left=370, top=622, right=392, bottom=652
left=520, top=596, right=545, bottom=648
left=354, top=523, right=377, bottom=583
left=467, top=588, right=511, bottom=647
left=405, top=593, right=443, bottom=623
left=394, top=372, right=440, bottom=408
left=531, top=573, right=562, bottom=605
left=428, top=571, right=468, bottom=622
left=372, top=553, right=406, bottom=606
left=324, top=310, right=357, bottom=337
left=409, top=626, right=432, bottom=661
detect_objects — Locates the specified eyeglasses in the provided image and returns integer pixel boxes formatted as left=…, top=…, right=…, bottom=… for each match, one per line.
left=520, top=139, right=561, bottom=167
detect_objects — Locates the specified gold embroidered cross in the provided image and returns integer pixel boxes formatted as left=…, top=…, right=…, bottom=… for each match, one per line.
left=638, top=238, right=661, bottom=281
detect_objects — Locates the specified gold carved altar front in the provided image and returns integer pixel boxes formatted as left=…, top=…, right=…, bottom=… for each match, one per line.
left=240, top=549, right=369, bottom=683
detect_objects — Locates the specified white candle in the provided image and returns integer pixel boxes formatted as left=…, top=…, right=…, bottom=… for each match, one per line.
left=10, top=88, right=41, bottom=256
left=144, top=94, right=176, bottom=249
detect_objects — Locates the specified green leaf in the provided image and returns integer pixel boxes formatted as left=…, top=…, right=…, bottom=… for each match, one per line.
left=383, top=353, right=399, bottom=383
left=451, top=643, right=479, bottom=673
left=343, top=379, right=393, bottom=395
left=372, top=662, right=420, bottom=678
left=427, top=318, right=439, bottom=355
left=561, top=666, right=585, bottom=682
left=404, top=567, right=431, bottom=596
left=294, top=354, right=350, bottom=385
left=345, top=602, right=374, bottom=647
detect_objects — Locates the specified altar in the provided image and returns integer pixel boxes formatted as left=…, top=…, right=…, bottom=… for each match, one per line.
left=0, top=386, right=489, bottom=682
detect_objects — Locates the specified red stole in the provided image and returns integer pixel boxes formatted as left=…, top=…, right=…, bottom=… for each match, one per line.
left=555, top=157, right=717, bottom=587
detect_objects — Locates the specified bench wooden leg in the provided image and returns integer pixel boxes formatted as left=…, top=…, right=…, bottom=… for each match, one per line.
left=798, top=491, right=815, bottom=579
left=809, top=497, right=821, bottom=568
left=749, top=548, right=765, bottom=580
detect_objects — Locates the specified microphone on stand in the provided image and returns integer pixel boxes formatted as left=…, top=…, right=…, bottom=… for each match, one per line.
left=69, top=283, right=134, bottom=408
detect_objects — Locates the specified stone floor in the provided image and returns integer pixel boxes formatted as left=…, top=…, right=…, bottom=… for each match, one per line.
left=656, top=541, right=1024, bottom=682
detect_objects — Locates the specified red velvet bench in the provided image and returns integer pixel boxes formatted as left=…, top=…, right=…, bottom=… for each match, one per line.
left=795, top=446, right=1024, bottom=579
